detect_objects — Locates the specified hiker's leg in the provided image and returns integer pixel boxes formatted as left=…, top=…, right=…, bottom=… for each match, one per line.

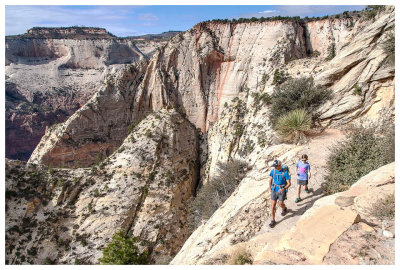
left=271, top=199, right=277, bottom=221
left=297, top=185, right=301, bottom=198
left=279, top=200, right=286, bottom=209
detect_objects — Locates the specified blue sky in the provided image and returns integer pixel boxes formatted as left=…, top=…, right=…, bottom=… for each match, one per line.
left=6, top=5, right=366, bottom=37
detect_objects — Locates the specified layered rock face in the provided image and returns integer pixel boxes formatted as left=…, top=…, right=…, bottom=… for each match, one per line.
left=29, top=8, right=394, bottom=170
left=5, top=28, right=168, bottom=160
left=6, top=109, right=199, bottom=264
left=29, top=61, right=150, bottom=167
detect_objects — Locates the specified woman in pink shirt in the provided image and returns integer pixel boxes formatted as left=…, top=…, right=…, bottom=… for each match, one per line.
left=295, top=154, right=311, bottom=203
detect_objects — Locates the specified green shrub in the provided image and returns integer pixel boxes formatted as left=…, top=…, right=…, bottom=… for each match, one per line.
left=326, top=42, right=336, bottom=60
left=233, top=122, right=245, bottom=137
left=261, top=73, right=270, bottom=84
left=382, top=30, right=395, bottom=65
left=188, top=159, right=248, bottom=231
left=312, top=50, right=321, bottom=57
left=275, top=109, right=311, bottom=143
left=322, top=123, right=395, bottom=195
left=230, top=249, right=253, bottom=265
left=48, top=165, right=53, bottom=175
left=99, top=231, right=149, bottom=265
left=44, top=257, right=54, bottom=265
left=362, top=5, right=385, bottom=20
left=128, top=123, right=134, bottom=133
left=353, top=83, right=362, bottom=95
left=268, top=76, right=333, bottom=127
left=251, top=92, right=271, bottom=112
left=272, top=69, right=289, bottom=85
left=370, top=193, right=395, bottom=220
left=145, top=129, right=152, bottom=138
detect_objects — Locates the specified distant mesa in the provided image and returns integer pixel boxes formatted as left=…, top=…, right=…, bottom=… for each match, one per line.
left=6, top=26, right=116, bottom=40
left=125, top=31, right=183, bottom=41
left=6, top=27, right=182, bottom=41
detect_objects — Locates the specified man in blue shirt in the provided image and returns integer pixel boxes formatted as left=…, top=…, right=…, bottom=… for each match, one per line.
left=268, top=159, right=291, bottom=228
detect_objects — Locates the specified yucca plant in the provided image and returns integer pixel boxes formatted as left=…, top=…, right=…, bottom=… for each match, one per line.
left=276, top=109, right=311, bottom=143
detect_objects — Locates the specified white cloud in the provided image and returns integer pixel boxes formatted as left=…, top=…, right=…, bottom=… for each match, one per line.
left=137, top=13, right=159, bottom=21
left=258, top=10, right=279, bottom=14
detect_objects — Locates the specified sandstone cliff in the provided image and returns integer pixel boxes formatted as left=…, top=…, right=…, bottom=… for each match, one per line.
left=6, top=109, right=199, bottom=264
left=29, top=8, right=394, bottom=173
left=5, top=28, right=169, bottom=160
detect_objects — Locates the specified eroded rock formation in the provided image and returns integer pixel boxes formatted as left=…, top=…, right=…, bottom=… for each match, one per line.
left=6, top=109, right=199, bottom=264
left=5, top=28, right=168, bottom=160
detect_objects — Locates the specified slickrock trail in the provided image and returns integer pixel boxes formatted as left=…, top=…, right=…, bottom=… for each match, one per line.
left=258, top=129, right=346, bottom=235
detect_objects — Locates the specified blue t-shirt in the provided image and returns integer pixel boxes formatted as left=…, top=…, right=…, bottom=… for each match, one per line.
left=296, top=161, right=311, bottom=180
left=269, top=168, right=290, bottom=192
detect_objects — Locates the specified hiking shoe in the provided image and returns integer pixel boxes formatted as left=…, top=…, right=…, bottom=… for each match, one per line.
left=295, top=198, right=301, bottom=203
left=269, top=220, right=276, bottom=228
left=305, top=188, right=310, bottom=193
left=281, top=207, right=288, bottom=216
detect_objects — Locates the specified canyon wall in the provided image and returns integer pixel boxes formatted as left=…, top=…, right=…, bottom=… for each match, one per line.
left=5, top=28, right=169, bottom=160
left=29, top=8, right=394, bottom=171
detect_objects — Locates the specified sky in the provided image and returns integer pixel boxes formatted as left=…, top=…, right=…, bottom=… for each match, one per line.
left=5, top=4, right=367, bottom=37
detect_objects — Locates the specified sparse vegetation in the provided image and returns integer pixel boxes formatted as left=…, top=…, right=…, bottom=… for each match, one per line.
left=362, top=5, right=385, bottom=20
left=312, top=50, right=321, bottom=57
left=275, top=109, right=311, bottom=143
left=272, top=68, right=289, bottom=85
left=98, top=231, right=149, bottom=265
left=268, top=76, right=333, bottom=127
left=382, top=30, right=395, bottom=65
left=145, top=129, right=152, bottom=138
left=251, top=92, right=271, bottom=112
left=44, top=257, right=54, bottom=265
left=353, top=83, right=362, bottom=95
left=199, top=11, right=363, bottom=25
left=188, top=159, right=248, bottom=231
left=230, top=248, right=253, bottom=265
left=370, top=193, right=395, bottom=219
left=326, top=42, right=336, bottom=60
left=322, top=123, right=395, bottom=195
left=261, top=73, right=269, bottom=84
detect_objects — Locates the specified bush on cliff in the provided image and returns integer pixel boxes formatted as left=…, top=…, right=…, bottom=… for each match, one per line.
left=275, top=109, right=311, bottom=143
left=382, top=30, right=395, bottom=65
left=99, top=231, right=149, bottom=265
left=268, top=76, right=333, bottom=128
left=188, top=159, right=248, bottom=231
left=362, top=5, right=385, bottom=20
left=322, top=122, right=394, bottom=195
left=370, top=193, right=395, bottom=220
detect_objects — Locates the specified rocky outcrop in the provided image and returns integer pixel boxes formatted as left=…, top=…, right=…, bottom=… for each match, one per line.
left=6, top=109, right=199, bottom=264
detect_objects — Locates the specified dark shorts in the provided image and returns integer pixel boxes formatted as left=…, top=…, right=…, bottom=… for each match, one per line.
left=298, top=180, right=308, bottom=186
left=271, top=190, right=287, bottom=201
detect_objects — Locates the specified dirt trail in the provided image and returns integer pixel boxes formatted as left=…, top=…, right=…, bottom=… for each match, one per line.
left=257, top=128, right=347, bottom=235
